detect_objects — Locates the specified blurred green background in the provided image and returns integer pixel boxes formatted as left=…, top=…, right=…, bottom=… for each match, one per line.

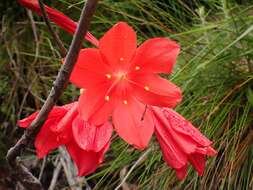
left=0, top=0, right=253, bottom=189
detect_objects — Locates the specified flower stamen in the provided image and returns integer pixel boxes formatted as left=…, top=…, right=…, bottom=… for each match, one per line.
left=144, top=86, right=150, bottom=91
left=80, top=88, right=84, bottom=94
left=135, top=66, right=140, bottom=70
left=105, top=95, right=110, bottom=101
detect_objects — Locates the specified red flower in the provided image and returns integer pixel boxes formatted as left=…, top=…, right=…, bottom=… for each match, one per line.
left=70, top=22, right=182, bottom=149
left=19, top=102, right=112, bottom=176
left=18, top=0, right=98, bottom=46
left=151, top=106, right=217, bottom=180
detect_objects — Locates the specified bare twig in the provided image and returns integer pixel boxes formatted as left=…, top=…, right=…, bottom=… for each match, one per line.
left=6, top=0, right=99, bottom=189
left=48, top=158, right=62, bottom=190
left=12, top=158, right=42, bottom=190
left=38, top=157, right=47, bottom=181
left=59, top=147, right=82, bottom=190
left=60, top=147, right=76, bottom=189
left=38, top=0, right=67, bottom=57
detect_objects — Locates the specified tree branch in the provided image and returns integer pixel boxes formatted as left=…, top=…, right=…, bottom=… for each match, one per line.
left=6, top=0, right=99, bottom=189
left=38, top=0, right=67, bottom=57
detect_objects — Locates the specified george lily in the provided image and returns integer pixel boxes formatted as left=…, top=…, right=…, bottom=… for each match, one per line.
left=19, top=102, right=112, bottom=176
left=70, top=22, right=182, bottom=149
left=151, top=107, right=217, bottom=179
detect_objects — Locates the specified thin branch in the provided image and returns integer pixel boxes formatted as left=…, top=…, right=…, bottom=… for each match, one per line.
left=38, top=0, right=67, bottom=57
left=6, top=0, right=99, bottom=189
left=48, top=159, right=62, bottom=190
left=38, top=157, right=47, bottom=181
left=59, top=147, right=79, bottom=190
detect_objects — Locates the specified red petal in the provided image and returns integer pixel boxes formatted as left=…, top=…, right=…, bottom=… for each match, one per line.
left=18, top=111, right=38, bottom=128
left=175, top=165, right=188, bottom=180
left=161, top=123, right=200, bottom=155
left=72, top=117, right=113, bottom=152
left=66, top=141, right=110, bottom=176
left=154, top=110, right=187, bottom=169
left=18, top=106, right=69, bottom=128
left=18, top=0, right=98, bottom=46
left=206, top=146, right=217, bottom=156
left=189, top=153, right=206, bottom=176
left=47, top=103, right=79, bottom=144
left=35, top=118, right=64, bottom=158
left=157, top=133, right=187, bottom=169
left=62, top=102, right=78, bottom=110
left=153, top=107, right=216, bottom=155
left=112, top=97, right=154, bottom=149
left=195, top=146, right=217, bottom=156
left=130, top=38, right=180, bottom=74
left=53, top=102, right=78, bottom=133
left=78, top=83, right=117, bottom=125
left=152, top=106, right=217, bottom=179
left=19, top=103, right=76, bottom=157
left=130, top=74, right=182, bottom=107
left=99, top=22, right=137, bottom=69
left=162, top=108, right=213, bottom=147
left=70, top=48, right=110, bottom=89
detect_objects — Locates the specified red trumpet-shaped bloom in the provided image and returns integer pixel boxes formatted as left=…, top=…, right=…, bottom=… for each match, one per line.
left=70, top=22, right=182, bottom=149
left=151, top=107, right=217, bottom=180
left=19, top=102, right=112, bottom=176
left=18, top=0, right=98, bottom=46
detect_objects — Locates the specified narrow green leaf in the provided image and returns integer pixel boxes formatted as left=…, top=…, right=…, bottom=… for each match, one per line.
left=246, top=87, right=253, bottom=107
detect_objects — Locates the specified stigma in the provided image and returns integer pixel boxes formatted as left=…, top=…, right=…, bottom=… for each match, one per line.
left=115, top=71, right=127, bottom=80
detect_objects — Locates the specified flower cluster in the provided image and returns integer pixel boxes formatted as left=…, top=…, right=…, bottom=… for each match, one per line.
left=18, top=0, right=217, bottom=180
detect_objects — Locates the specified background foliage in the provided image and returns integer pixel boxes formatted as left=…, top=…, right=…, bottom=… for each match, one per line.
left=0, top=0, right=253, bottom=189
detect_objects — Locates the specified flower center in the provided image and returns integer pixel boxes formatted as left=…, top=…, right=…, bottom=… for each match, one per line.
left=114, top=71, right=127, bottom=81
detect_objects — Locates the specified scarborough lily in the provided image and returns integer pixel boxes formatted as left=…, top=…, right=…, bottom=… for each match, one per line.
left=19, top=102, right=216, bottom=179
left=18, top=1, right=217, bottom=180
left=19, top=102, right=112, bottom=176
left=70, top=22, right=182, bottom=149
left=151, top=107, right=217, bottom=179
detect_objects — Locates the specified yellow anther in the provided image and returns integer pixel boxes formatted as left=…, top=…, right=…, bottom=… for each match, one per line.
left=105, top=95, right=110, bottom=101
left=120, top=57, right=124, bottom=61
left=106, top=74, right=112, bottom=79
left=144, top=86, right=150, bottom=91
left=135, top=66, right=140, bottom=70
left=80, top=89, right=84, bottom=94
left=123, top=100, right=128, bottom=105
